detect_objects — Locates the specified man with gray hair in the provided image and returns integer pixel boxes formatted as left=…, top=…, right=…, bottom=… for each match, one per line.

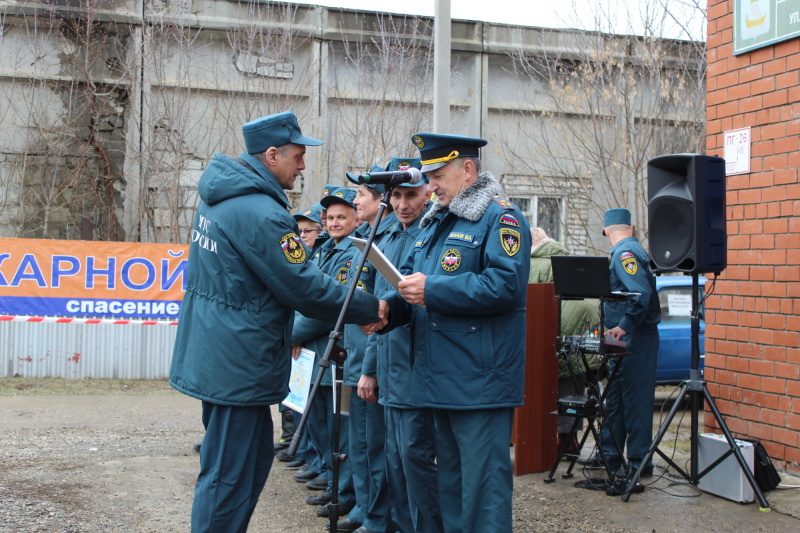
left=170, top=111, right=381, bottom=532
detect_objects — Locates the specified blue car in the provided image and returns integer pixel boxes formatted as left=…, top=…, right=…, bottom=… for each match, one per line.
left=655, top=275, right=706, bottom=384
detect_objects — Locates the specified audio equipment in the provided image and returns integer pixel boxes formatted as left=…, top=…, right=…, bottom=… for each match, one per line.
left=647, top=154, right=726, bottom=274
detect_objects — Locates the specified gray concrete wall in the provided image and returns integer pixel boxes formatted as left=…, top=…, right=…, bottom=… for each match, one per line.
left=0, top=0, right=704, bottom=254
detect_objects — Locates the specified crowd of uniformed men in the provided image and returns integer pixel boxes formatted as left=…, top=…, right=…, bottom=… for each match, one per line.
left=170, top=109, right=531, bottom=533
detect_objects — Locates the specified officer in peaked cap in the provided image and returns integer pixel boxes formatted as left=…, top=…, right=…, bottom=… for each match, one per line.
left=411, top=133, right=487, bottom=174
left=366, top=132, right=531, bottom=533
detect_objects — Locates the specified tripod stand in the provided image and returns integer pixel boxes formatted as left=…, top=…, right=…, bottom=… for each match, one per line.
left=286, top=187, right=395, bottom=533
left=621, top=273, right=770, bottom=509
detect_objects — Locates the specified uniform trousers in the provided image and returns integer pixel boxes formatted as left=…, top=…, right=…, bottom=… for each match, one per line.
left=434, top=408, right=514, bottom=533
left=192, top=401, right=274, bottom=533
left=347, top=393, right=389, bottom=530
left=385, top=406, right=442, bottom=533
left=598, top=331, right=659, bottom=470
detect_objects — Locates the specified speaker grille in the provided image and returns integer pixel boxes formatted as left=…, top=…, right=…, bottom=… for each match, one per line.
left=649, top=198, right=693, bottom=270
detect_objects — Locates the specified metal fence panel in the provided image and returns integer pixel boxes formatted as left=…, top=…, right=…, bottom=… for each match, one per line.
left=1, top=322, right=177, bottom=379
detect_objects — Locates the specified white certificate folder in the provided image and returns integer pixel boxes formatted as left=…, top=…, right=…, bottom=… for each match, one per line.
left=348, top=236, right=405, bottom=291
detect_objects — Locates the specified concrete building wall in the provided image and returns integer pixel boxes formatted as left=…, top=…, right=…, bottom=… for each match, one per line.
left=0, top=1, right=703, bottom=255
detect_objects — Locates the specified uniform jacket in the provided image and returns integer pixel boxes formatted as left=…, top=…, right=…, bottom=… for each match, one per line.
left=604, top=236, right=661, bottom=335
left=291, top=233, right=362, bottom=386
left=342, top=212, right=397, bottom=386
left=169, top=153, right=378, bottom=406
left=363, top=207, right=429, bottom=408
left=384, top=172, right=531, bottom=409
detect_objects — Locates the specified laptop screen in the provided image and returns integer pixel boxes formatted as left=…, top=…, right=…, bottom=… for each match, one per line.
left=550, top=255, right=613, bottom=298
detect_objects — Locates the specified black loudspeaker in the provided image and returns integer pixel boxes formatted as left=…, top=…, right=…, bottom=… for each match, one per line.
left=647, top=154, right=726, bottom=274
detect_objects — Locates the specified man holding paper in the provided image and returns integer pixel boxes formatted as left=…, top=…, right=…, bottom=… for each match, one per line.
left=368, top=133, right=531, bottom=533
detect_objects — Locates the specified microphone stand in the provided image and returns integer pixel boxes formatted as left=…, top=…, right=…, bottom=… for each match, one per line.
left=287, top=185, right=396, bottom=533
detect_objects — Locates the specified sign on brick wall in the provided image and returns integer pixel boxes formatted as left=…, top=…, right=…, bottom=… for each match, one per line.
left=734, top=0, right=800, bottom=55
left=723, top=127, right=751, bottom=176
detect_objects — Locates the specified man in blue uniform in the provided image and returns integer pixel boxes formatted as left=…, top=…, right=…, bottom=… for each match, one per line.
left=368, top=134, right=531, bottom=533
left=169, top=111, right=381, bottom=533
left=581, top=208, right=661, bottom=478
left=337, top=164, right=400, bottom=533
left=292, top=186, right=362, bottom=518
left=360, top=158, right=442, bottom=533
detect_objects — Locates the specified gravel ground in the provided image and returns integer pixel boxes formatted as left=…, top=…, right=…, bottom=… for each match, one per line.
left=1, top=378, right=799, bottom=532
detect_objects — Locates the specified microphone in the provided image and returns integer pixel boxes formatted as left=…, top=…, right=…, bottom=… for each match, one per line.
left=358, top=168, right=422, bottom=186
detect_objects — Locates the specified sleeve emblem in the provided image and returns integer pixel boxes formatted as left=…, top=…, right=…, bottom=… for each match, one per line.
left=500, top=228, right=521, bottom=256
left=280, top=233, right=306, bottom=264
left=621, top=255, right=638, bottom=275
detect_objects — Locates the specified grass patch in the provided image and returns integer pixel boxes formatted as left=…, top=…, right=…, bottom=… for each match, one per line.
left=0, top=377, right=175, bottom=396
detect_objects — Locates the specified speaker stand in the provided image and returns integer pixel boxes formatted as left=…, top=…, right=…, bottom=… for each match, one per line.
left=621, top=274, right=770, bottom=509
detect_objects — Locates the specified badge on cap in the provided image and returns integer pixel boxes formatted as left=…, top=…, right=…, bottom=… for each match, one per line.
left=500, top=228, right=521, bottom=256
left=413, top=135, right=425, bottom=149
left=441, top=248, right=461, bottom=272
left=280, top=233, right=306, bottom=264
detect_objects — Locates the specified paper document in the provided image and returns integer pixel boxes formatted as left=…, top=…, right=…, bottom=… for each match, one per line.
left=348, top=236, right=405, bottom=290
left=282, top=348, right=314, bottom=413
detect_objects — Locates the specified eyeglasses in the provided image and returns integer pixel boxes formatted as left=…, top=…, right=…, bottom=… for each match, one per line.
left=299, top=228, right=322, bottom=235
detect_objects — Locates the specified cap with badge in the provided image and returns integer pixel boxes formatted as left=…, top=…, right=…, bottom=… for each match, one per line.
left=293, top=206, right=323, bottom=225
left=242, top=111, right=324, bottom=155
left=320, top=185, right=357, bottom=210
left=346, top=165, right=387, bottom=194
left=602, top=208, right=632, bottom=236
left=411, top=133, right=487, bottom=173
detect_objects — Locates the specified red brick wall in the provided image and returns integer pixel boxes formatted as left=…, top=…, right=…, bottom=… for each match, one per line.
left=705, top=0, right=800, bottom=470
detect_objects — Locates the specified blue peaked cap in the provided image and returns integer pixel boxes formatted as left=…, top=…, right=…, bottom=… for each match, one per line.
left=242, top=111, right=323, bottom=154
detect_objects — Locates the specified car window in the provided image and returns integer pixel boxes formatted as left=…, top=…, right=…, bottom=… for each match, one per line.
left=658, top=286, right=705, bottom=324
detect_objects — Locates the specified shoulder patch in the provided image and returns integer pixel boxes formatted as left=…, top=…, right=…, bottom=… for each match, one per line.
left=492, top=195, right=514, bottom=210
left=280, top=233, right=306, bottom=264
left=621, top=254, right=638, bottom=275
left=499, top=214, right=520, bottom=227
left=500, top=228, right=521, bottom=256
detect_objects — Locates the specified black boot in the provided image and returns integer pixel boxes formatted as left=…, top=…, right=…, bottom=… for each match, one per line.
left=275, top=409, right=295, bottom=451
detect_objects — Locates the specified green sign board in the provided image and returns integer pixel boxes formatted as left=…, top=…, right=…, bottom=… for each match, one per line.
left=734, top=0, right=800, bottom=55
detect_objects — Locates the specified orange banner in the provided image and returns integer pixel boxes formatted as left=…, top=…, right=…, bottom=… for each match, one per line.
left=0, top=238, right=188, bottom=319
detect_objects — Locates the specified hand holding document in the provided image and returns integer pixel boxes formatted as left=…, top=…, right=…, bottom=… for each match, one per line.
left=282, top=348, right=314, bottom=413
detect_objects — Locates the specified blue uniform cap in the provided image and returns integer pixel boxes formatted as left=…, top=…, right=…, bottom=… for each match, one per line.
left=320, top=186, right=357, bottom=210
left=410, top=133, right=487, bottom=173
left=293, top=206, right=323, bottom=225
left=242, top=111, right=323, bottom=154
left=602, top=208, right=632, bottom=235
left=346, top=165, right=387, bottom=194
left=385, top=157, right=427, bottom=187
